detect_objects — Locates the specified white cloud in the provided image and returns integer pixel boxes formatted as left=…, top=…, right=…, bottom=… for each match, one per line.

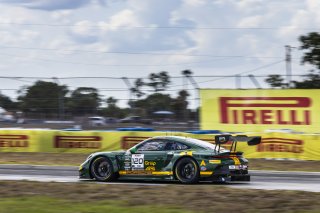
left=237, top=15, right=263, bottom=27
left=0, top=0, right=318, bottom=107
left=0, top=0, right=104, bottom=10
left=108, top=9, right=141, bottom=29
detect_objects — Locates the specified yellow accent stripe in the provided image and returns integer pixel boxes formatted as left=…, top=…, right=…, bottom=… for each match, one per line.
left=200, top=171, right=213, bottom=176
left=119, top=171, right=127, bottom=175
left=231, top=157, right=241, bottom=165
left=152, top=171, right=173, bottom=175
left=119, top=170, right=173, bottom=176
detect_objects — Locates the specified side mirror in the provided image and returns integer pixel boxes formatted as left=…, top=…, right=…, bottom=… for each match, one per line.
left=247, top=137, right=261, bottom=146
left=214, top=134, right=231, bottom=144
left=130, top=147, right=137, bottom=154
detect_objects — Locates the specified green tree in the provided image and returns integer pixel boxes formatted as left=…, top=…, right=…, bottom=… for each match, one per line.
left=130, top=78, right=145, bottom=98
left=147, top=71, right=170, bottom=92
left=299, top=32, right=320, bottom=69
left=0, top=94, right=17, bottom=110
left=264, top=75, right=287, bottom=88
left=266, top=32, right=320, bottom=89
left=133, top=93, right=173, bottom=117
left=18, top=81, right=68, bottom=115
left=172, top=90, right=190, bottom=120
left=292, top=70, right=320, bottom=88
left=103, top=97, right=127, bottom=118
left=182, top=69, right=193, bottom=77
left=68, top=87, right=100, bottom=115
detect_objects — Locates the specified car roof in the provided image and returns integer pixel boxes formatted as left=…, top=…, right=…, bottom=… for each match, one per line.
left=151, top=136, right=188, bottom=141
left=148, top=135, right=217, bottom=150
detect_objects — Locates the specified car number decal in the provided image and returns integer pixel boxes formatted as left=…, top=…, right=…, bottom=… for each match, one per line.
left=131, top=154, right=144, bottom=169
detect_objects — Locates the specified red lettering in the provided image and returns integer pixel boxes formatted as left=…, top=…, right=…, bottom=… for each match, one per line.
left=261, top=110, right=272, bottom=124
left=242, top=110, right=256, bottom=124
left=256, top=138, right=304, bottom=153
left=291, top=110, right=302, bottom=125
left=305, top=110, right=311, bottom=125
left=233, top=110, right=238, bottom=124
left=54, top=136, right=102, bottom=149
left=219, top=97, right=311, bottom=125
left=277, top=110, right=289, bottom=125
left=0, top=135, right=29, bottom=148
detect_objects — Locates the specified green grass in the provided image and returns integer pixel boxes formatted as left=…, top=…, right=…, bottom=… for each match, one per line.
left=0, top=181, right=319, bottom=213
left=0, top=196, right=191, bottom=213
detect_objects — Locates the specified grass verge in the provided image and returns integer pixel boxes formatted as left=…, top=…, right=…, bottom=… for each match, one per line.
left=0, top=181, right=319, bottom=213
left=0, top=152, right=319, bottom=172
left=0, top=196, right=191, bottom=213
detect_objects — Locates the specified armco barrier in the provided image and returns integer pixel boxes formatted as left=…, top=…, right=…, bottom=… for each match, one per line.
left=0, top=129, right=319, bottom=160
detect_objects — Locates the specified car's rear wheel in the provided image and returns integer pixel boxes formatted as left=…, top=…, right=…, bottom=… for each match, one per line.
left=90, top=156, right=116, bottom=181
left=175, top=158, right=199, bottom=184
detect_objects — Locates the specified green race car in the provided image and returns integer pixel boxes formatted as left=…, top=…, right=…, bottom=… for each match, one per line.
left=79, top=135, right=261, bottom=183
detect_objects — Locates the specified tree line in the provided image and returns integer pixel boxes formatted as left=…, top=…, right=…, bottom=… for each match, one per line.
left=0, top=71, right=194, bottom=120
left=1, top=31, right=320, bottom=119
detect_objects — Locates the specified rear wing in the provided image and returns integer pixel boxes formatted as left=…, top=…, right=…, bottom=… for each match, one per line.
left=214, top=134, right=261, bottom=153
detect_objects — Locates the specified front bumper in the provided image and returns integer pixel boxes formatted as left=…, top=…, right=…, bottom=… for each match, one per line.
left=79, top=163, right=91, bottom=179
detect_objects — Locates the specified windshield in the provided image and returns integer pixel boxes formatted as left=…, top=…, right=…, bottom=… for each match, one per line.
left=186, top=137, right=228, bottom=152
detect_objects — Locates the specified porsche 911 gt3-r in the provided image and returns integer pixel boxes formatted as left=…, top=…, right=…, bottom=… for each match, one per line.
left=79, top=135, right=261, bottom=183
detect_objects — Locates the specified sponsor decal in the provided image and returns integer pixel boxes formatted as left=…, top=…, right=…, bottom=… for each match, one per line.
left=200, top=160, right=206, bottom=166
left=119, top=170, right=152, bottom=175
left=119, top=170, right=172, bottom=175
left=257, top=138, right=304, bottom=153
left=220, top=97, right=311, bottom=125
left=200, top=166, right=207, bottom=171
left=200, top=171, right=213, bottom=176
left=131, top=154, right=144, bottom=169
left=179, top=151, right=193, bottom=156
left=0, top=135, right=29, bottom=148
left=145, top=166, right=156, bottom=171
left=145, top=161, right=156, bottom=166
left=54, top=136, right=101, bottom=148
left=209, top=160, right=221, bottom=164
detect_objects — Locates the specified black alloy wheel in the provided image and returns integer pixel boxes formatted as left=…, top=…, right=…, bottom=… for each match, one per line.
left=175, top=158, right=199, bottom=184
left=90, top=156, right=116, bottom=181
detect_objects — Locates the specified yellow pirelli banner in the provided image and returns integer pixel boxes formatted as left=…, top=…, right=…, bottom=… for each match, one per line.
left=0, top=129, right=320, bottom=160
left=233, top=132, right=320, bottom=160
left=200, top=89, right=320, bottom=133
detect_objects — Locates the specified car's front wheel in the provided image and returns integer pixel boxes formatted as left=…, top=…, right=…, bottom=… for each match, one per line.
left=90, top=156, right=117, bottom=181
left=175, top=158, right=199, bottom=184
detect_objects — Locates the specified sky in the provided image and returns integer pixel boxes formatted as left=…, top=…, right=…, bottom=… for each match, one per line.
left=0, top=0, right=319, bottom=108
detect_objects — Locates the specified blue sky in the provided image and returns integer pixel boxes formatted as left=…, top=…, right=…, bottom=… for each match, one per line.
left=0, top=0, right=318, bottom=108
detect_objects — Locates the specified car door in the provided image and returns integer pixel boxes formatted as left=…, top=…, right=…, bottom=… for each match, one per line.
left=133, top=139, right=170, bottom=173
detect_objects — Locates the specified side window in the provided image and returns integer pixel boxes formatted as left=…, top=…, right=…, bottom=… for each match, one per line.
left=176, top=142, right=190, bottom=150
left=137, top=140, right=167, bottom=151
left=164, top=141, right=190, bottom=150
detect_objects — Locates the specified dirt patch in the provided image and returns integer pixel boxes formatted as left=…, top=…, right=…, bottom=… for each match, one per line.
left=0, top=181, right=319, bottom=213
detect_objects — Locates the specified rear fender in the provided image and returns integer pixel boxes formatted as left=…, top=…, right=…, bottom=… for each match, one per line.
left=172, top=156, right=200, bottom=179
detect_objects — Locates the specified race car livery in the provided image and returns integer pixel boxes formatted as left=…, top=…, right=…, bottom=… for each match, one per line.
left=79, top=135, right=261, bottom=183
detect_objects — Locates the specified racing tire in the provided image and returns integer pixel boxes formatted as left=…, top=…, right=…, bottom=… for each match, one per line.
left=90, top=156, right=117, bottom=182
left=175, top=158, right=199, bottom=184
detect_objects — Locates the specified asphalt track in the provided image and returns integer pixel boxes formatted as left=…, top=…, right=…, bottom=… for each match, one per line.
left=0, top=164, right=319, bottom=192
